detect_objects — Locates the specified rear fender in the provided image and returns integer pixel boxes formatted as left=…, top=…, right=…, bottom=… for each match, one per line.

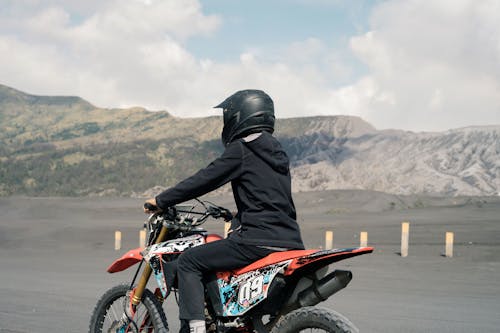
left=107, top=247, right=143, bottom=273
left=284, top=247, right=374, bottom=276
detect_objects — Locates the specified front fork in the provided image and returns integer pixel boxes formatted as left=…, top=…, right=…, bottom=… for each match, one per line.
left=131, top=225, right=169, bottom=307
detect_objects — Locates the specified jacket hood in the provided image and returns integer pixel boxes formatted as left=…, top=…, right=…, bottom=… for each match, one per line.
left=243, top=132, right=290, bottom=174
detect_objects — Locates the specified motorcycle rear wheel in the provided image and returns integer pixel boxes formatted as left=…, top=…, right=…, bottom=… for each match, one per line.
left=271, top=306, right=358, bottom=333
left=89, top=284, right=168, bottom=333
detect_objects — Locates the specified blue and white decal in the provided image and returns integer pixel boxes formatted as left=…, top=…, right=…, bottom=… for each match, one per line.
left=218, top=260, right=291, bottom=316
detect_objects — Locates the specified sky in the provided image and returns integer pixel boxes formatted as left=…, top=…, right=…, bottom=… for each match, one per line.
left=1, top=0, right=499, bottom=131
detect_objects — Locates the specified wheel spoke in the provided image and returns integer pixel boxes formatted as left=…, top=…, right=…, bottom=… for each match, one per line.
left=102, top=296, right=127, bottom=331
left=109, top=297, right=123, bottom=321
left=90, top=284, right=168, bottom=333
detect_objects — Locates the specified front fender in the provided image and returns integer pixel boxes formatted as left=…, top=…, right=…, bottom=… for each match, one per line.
left=107, top=247, right=143, bottom=273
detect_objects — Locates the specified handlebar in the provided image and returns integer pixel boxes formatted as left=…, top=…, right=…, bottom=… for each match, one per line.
left=144, top=202, right=159, bottom=212
left=141, top=200, right=233, bottom=247
left=207, top=205, right=233, bottom=221
left=145, top=200, right=232, bottom=228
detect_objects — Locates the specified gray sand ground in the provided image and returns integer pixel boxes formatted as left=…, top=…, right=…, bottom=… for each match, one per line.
left=0, top=191, right=499, bottom=332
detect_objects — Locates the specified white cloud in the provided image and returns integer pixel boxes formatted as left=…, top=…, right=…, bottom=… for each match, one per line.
left=340, top=0, right=500, bottom=130
left=0, top=0, right=222, bottom=111
left=1, top=0, right=499, bottom=131
left=0, top=0, right=339, bottom=118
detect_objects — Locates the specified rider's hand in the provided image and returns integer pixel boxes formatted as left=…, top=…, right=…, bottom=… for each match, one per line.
left=143, top=198, right=160, bottom=214
left=227, top=215, right=239, bottom=235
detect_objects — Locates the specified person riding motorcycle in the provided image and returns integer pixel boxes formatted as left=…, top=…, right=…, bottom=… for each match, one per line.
left=144, top=89, right=304, bottom=333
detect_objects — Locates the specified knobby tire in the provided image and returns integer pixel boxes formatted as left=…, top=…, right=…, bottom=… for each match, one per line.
left=271, top=306, right=358, bottom=333
left=89, top=284, right=168, bottom=333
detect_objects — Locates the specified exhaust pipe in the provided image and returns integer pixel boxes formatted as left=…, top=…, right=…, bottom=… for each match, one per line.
left=289, top=270, right=352, bottom=310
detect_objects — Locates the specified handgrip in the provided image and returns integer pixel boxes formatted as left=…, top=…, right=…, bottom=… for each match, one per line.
left=144, top=202, right=159, bottom=212
left=208, top=205, right=233, bottom=221
left=220, top=208, right=233, bottom=221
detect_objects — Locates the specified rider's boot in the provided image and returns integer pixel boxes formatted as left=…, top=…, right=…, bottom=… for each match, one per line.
left=189, top=320, right=206, bottom=333
left=180, top=320, right=190, bottom=333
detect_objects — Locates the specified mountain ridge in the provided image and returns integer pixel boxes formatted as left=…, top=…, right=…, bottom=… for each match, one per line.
left=1, top=84, right=498, bottom=197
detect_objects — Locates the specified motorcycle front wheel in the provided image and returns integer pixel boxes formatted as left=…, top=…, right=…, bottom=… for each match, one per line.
left=89, top=284, right=168, bottom=333
left=271, top=306, right=358, bottom=333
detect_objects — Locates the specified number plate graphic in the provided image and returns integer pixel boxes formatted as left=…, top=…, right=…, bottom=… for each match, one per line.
left=217, top=260, right=290, bottom=316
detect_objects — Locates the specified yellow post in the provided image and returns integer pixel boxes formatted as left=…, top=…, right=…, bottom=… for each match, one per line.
left=325, top=231, right=333, bottom=250
left=224, top=222, right=231, bottom=238
left=139, top=229, right=147, bottom=248
left=360, top=231, right=368, bottom=247
left=115, top=231, right=122, bottom=251
left=401, top=222, right=409, bottom=257
left=445, top=232, right=454, bottom=258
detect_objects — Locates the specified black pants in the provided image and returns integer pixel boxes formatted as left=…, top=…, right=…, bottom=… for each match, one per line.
left=177, top=238, right=274, bottom=320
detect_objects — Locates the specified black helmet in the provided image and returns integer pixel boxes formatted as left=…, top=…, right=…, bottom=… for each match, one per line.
left=214, top=89, right=275, bottom=146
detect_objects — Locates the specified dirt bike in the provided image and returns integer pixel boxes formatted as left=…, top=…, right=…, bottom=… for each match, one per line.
left=89, top=200, right=373, bottom=333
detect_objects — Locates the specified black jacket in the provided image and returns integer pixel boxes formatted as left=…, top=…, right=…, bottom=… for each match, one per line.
left=155, top=132, right=304, bottom=249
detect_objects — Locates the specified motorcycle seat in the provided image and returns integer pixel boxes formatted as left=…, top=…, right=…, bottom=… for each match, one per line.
left=233, top=249, right=318, bottom=275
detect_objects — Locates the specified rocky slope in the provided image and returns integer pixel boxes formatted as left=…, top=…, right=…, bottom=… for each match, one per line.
left=1, top=84, right=498, bottom=196
left=290, top=127, right=500, bottom=195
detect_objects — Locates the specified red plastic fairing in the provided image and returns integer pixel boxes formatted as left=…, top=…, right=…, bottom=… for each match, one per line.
left=216, top=271, right=231, bottom=282
left=233, top=249, right=318, bottom=275
left=107, top=247, right=143, bottom=273
left=206, top=234, right=223, bottom=243
left=284, top=247, right=374, bottom=275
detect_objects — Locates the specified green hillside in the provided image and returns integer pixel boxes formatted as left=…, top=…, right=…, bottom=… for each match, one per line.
left=1, top=84, right=370, bottom=196
left=0, top=85, right=224, bottom=196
